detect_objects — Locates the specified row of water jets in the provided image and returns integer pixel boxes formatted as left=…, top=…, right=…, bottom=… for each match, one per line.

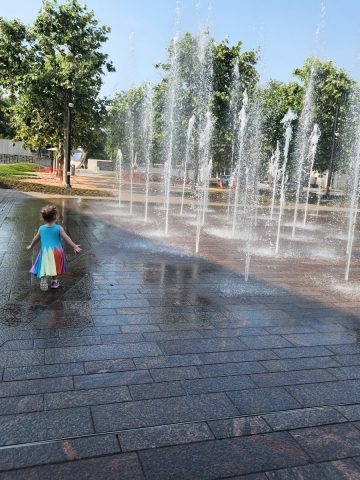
left=115, top=30, right=359, bottom=283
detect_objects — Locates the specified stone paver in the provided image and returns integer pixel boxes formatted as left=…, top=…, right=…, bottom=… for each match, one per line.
left=0, top=190, right=360, bottom=478
left=263, top=406, right=347, bottom=431
left=138, top=432, right=310, bottom=479
left=118, top=421, right=214, bottom=452
left=291, top=423, right=360, bottom=462
left=0, top=434, right=120, bottom=472
left=265, top=459, right=360, bottom=479
left=0, top=453, right=144, bottom=479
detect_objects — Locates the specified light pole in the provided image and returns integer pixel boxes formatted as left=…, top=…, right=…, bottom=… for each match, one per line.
left=64, top=89, right=73, bottom=189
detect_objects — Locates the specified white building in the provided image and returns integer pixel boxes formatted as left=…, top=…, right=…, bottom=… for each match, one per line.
left=0, top=139, right=32, bottom=156
left=311, top=170, right=347, bottom=190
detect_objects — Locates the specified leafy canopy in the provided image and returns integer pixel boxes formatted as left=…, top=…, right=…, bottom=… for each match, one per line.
left=294, top=57, right=353, bottom=173
left=0, top=0, right=114, bottom=154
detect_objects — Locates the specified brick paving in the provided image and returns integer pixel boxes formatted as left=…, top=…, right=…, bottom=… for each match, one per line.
left=0, top=189, right=360, bottom=478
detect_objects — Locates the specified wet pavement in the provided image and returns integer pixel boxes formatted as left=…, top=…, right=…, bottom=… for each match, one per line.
left=1, top=189, right=360, bottom=479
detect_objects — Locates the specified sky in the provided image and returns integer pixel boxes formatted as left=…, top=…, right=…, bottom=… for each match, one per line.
left=1, top=0, right=360, bottom=97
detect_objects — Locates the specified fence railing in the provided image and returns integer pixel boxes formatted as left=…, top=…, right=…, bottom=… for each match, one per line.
left=0, top=154, right=35, bottom=164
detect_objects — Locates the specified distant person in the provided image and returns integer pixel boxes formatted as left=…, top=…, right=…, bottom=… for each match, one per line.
left=26, top=205, right=81, bottom=291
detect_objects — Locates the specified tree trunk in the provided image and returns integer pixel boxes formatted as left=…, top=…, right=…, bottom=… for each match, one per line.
left=57, top=141, right=64, bottom=178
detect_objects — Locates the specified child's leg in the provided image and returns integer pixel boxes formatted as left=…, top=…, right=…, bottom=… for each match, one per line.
left=51, top=276, right=60, bottom=289
left=40, top=276, right=48, bottom=291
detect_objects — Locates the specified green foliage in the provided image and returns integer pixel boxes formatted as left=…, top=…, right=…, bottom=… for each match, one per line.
left=0, top=92, right=15, bottom=138
left=151, top=81, right=167, bottom=163
left=293, top=57, right=353, bottom=173
left=260, top=58, right=353, bottom=176
left=105, top=85, right=147, bottom=163
left=150, top=33, right=259, bottom=172
left=0, top=0, right=114, bottom=157
left=212, top=40, right=259, bottom=172
left=260, top=80, right=304, bottom=172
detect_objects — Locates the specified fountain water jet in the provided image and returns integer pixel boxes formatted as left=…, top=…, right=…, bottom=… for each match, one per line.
left=194, top=29, right=214, bottom=253
left=125, top=106, right=136, bottom=216
left=269, top=142, right=280, bottom=220
left=345, top=122, right=360, bottom=281
left=195, top=111, right=214, bottom=253
left=292, top=64, right=316, bottom=237
left=231, top=90, right=248, bottom=237
left=115, top=149, right=123, bottom=207
left=180, top=115, right=195, bottom=215
left=315, top=180, right=322, bottom=216
left=303, top=124, right=321, bottom=225
left=226, top=60, right=242, bottom=219
left=129, top=152, right=137, bottom=216
left=201, top=155, right=213, bottom=226
left=163, top=35, right=180, bottom=235
left=195, top=157, right=213, bottom=253
left=242, top=96, right=263, bottom=281
left=142, top=89, right=153, bottom=223
left=275, top=109, right=298, bottom=254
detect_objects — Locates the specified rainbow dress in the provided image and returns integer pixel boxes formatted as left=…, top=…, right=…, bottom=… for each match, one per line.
left=30, top=224, right=67, bottom=277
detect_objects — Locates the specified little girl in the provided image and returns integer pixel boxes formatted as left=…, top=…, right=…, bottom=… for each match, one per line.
left=27, top=205, right=81, bottom=291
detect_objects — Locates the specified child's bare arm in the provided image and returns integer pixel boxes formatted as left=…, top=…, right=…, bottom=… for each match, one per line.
left=26, top=230, right=40, bottom=250
left=60, top=227, right=82, bottom=253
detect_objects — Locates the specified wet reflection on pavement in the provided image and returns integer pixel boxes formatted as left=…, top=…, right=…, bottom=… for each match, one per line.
left=1, top=189, right=360, bottom=479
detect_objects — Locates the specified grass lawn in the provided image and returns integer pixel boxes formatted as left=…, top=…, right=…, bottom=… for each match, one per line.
left=0, top=162, right=112, bottom=197
left=0, top=162, right=40, bottom=176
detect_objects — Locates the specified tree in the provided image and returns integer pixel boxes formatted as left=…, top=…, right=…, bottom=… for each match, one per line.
left=0, top=91, right=15, bottom=139
left=293, top=57, right=353, bottom=176
left=259, top=58, right=353, bottom=181
left=260, top=80, right=304, bottom=173
left=151, top=80, right=167, bottom=163
left=105, top=86, right=147, bottom=163
left=152, top=33, right=259, bottom=173
left=0, top=0, right=114, bottom=178
left=212, top=40, right=258, bottom=172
